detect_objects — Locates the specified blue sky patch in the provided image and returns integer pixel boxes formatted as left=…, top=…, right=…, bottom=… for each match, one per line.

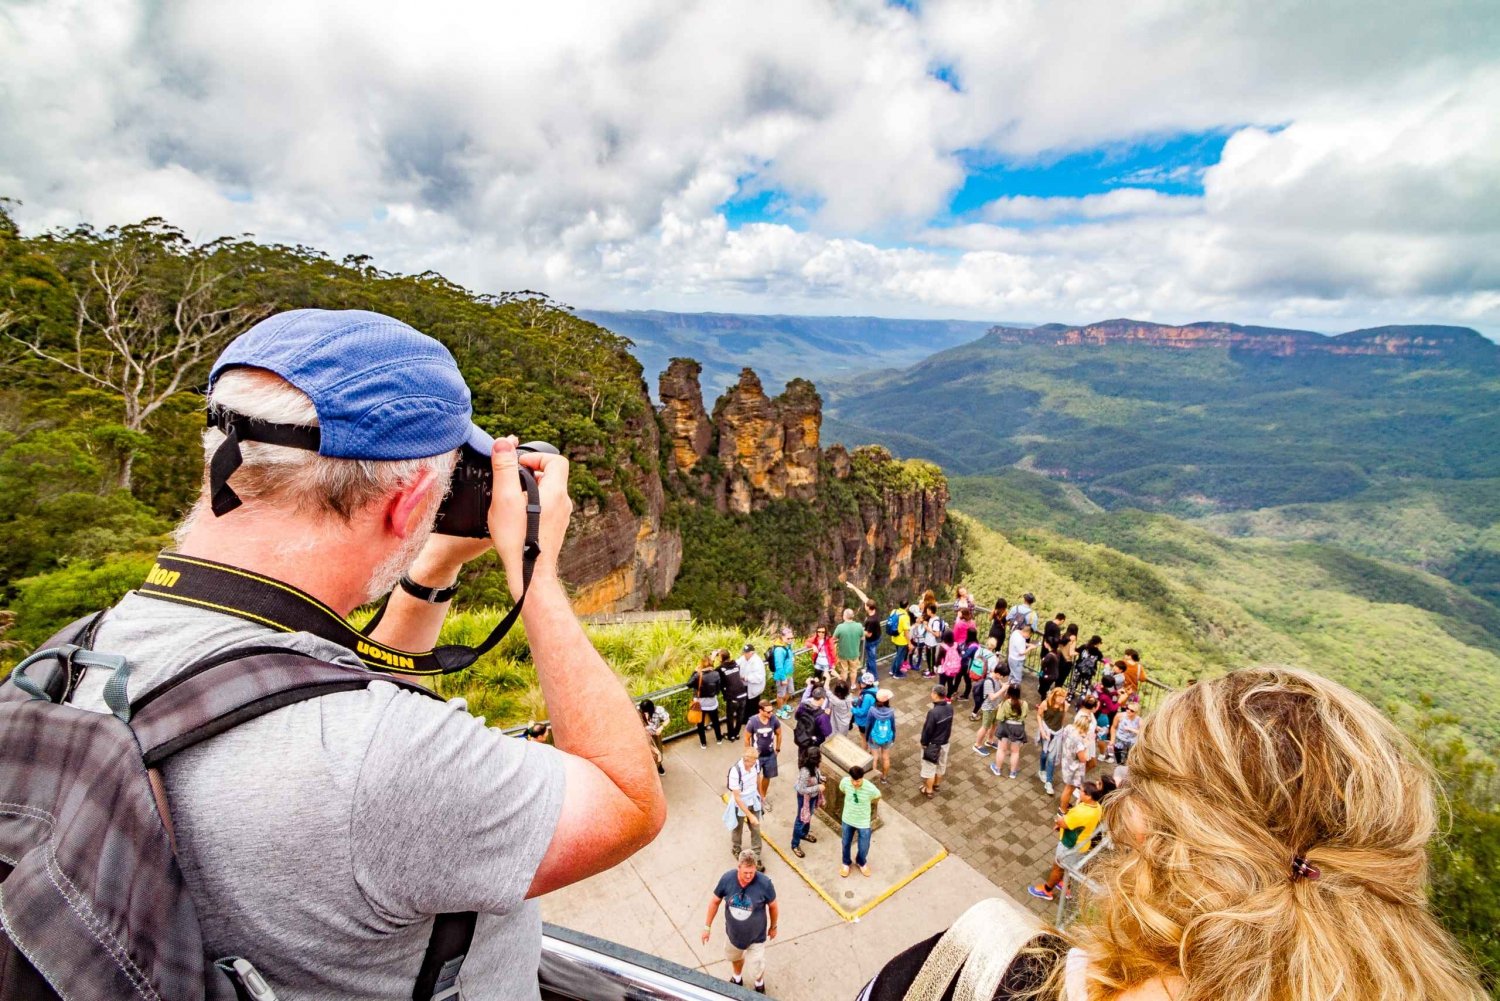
left=946, top=130, right=1232, bottom=217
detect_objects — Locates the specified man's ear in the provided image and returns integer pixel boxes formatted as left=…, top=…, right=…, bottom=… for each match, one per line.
left=386, top=466, right=442, bottom=539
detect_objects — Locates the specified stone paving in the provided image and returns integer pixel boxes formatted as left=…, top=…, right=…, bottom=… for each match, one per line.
left=872, top=670, right=1066, bottom=919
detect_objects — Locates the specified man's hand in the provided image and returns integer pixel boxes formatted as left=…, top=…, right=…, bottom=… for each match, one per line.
left=700, top=928, right=711, bottom=945
left=748, top=812, right=760, bottom=828
left=406, top=532, right=492, bottom=586
left=768, top=925, right=778, bottom=940
left=488, top=436, right=573, bottom=600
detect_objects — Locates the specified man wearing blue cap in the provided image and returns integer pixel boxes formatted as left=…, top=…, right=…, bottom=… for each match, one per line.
left=65, top=309, right=667, bottom=1000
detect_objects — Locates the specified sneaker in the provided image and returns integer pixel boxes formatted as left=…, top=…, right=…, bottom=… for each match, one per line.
left=757, top=864, right=765, bottom=873
left=656, top=764, right=665, bottom=775
left=754, top=983, right=766, bottom=994
left=988, top=764, right=1003, bottom=777
left=840, top=865, right=850, bottom=878
left=972, top=745, right=991, bottom=756
left=1027, top=885, right=1055, bottom=901
left=1045, top=782, right=1055, bottom=796
left=1009, top=771, right=1018, bottom=779
left=969, top=712, right=980, bottom=722
left=731, top=975, right=744, bottom=986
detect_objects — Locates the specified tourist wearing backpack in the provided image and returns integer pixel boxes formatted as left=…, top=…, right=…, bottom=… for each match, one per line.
left=867, top=689, right=897, bottom=779
left=804, top=625, right=837, bottom=679
left=793, top=688, right=832, bottom=750
left=936, top=629, right=964, bottom=699
left=0, top=310, right=666, bottom=1001
left=989, top=684, right=1030, bottom=780
left=886, top=601, right=912, bottom=678
left=967, top=637, right=999, bottom=718
left=850, top=672, right=878, bottom=747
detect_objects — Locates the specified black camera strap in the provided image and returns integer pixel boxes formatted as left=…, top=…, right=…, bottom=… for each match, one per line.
left=136, top=466, right=540, bottom=676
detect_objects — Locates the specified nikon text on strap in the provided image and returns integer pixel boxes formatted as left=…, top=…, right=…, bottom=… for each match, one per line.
left=136, top=546, right=537, bottom=676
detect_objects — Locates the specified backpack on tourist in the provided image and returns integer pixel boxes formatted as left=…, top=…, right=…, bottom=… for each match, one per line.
left=885, top=609, right=901, bottom=637
left=869, top=713, right=895, bottom=747
left=0, top=615, right=474, bottom=1001
left=793, top=706, right=822, bottom=749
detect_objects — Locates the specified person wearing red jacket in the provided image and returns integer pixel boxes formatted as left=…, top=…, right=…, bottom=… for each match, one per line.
left=804, top=625, right=836, bottom=678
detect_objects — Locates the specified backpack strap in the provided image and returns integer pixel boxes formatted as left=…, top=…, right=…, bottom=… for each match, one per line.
left=127, top=650, right=477, bottom=1001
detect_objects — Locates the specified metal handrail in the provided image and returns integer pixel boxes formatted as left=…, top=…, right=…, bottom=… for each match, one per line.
left=1055, top=832, right=1112, bottom=926
left=541, top=923, right=759, bottom=1000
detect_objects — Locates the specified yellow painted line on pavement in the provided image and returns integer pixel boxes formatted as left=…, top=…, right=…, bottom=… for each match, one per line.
left=722, top=793, right=949, bottom=922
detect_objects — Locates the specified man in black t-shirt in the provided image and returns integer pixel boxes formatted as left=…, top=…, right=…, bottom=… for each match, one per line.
left=1042, top=612, right=1065, bottom=656
left=703, top=851, right=779, bottom=994
left=862, top=600, right=883, bottom=680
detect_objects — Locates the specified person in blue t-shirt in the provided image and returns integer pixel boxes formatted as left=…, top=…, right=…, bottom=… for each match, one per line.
left=703, top=851, right=778, bottom=994
left=770, top=627, right=797, bottom=717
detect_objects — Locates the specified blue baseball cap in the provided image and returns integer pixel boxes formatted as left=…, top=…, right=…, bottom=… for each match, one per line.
left=209, top=308, right=493, bottom=460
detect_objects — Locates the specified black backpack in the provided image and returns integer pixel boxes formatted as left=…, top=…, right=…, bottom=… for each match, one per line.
left=793, top=707, right=821, bottom=749
left=0, top=615, right=475, bottom=1001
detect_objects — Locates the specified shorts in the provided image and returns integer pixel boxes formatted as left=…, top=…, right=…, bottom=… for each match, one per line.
left=775, top=677, right=794, bottom=697
left=758, top=752, right=778, bottom=779
left=999, top=719, right=1027, bottom=744
left=979, top=708, right=998, bottom=729
left=725, top=939, right=767, bottom=981
left=919, top=743, right=951, bottom=779
left=1054, top=842, right=1085, bottom=868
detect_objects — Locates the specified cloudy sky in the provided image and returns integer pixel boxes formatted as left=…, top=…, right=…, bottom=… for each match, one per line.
left=2, top=0, right=1497, bottom=334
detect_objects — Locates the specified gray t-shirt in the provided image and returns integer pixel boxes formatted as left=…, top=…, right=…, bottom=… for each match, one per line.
left=70, top=593, right=566, bottom=1000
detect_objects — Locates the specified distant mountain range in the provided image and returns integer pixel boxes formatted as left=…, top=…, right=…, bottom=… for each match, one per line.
left=577, top=309, right=1010, bottom=396
left=823, top=316, right=1500, bottom=614
left=987, top=318, right=1499, bottom=364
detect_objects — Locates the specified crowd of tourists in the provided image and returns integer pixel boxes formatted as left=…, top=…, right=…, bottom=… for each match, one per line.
left=674, top=584, right=1168, bottom=995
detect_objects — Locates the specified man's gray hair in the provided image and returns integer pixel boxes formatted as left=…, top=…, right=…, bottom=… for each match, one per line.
left=180, top=368, right=457, bottom=537
left=737, top=849, right=758, bottom=865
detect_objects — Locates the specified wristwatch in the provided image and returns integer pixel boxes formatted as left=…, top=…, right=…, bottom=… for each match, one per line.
left=398, top=574, right=460, bottom=604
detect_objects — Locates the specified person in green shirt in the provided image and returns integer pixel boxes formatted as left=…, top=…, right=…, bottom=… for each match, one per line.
left=833, top=608, right=865, bottom=685
left=838, top=765, right=882, bottom=877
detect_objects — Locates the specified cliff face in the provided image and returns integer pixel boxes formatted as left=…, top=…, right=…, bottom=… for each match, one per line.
left=989, top=320, right=1498, bottom=363
left=557, top=385, right=683, bottom=614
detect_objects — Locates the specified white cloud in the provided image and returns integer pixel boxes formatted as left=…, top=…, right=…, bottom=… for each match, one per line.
left=0, top=0, right=1496, bottom=334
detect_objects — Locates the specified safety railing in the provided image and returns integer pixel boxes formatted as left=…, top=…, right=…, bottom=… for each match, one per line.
left=1054, top=833, right=1112, bottom=927
left=540, top=923, right=759, bottom=1000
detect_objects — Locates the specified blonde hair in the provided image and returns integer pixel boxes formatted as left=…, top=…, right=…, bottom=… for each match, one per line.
left=1071, top=666, right=1485, bottom=1001
left=1045, top=686, right=1069, bottom=710
left=1070, top=709, right=1093, bottom=734
left=186, top=367, right=457, bottom=529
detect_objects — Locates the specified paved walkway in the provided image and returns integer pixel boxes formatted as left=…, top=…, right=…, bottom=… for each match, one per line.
left=873, top=671, right=1063, bottom=919
left=539, top=674, right=1081, bottom=998
left=540, top=730, right=1035, bottom=1000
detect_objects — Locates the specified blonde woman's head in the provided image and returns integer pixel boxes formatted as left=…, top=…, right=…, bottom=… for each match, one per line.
left=1071, top=709, right=1093, bottom=734
left=1073, top=666, right=1485, bottom=1001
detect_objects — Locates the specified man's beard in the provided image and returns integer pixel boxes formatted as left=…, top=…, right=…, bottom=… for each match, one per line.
left=364, top=504, right=441, bottom=604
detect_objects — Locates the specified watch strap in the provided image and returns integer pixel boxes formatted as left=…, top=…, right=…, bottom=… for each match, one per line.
left=398, top=574, right=460, bottom=604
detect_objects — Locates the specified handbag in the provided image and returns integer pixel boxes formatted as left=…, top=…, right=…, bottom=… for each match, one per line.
left=687, top=673, right=705, bottom=726
left=922, top=742, right=943, bottom=765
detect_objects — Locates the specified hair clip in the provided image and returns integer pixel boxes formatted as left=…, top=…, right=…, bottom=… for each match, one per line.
left=1291, top=855, right=1321, bottom=881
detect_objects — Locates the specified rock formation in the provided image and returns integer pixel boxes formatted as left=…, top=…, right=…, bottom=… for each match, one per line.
left=658, top=358, right=713, bottom=474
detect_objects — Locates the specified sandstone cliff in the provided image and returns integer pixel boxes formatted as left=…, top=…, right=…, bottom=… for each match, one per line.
left=987, top=319, right=1498, bottom=364
left=557, top=382, right=683, bottom=614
